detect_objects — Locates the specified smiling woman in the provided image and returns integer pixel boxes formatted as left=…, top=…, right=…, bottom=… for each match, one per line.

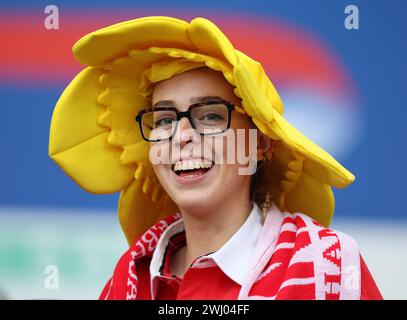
left=48, top=16, right=382, bottom=300
left=148, top=67, right=264, bottom=224
left=146, top=68, right=272, bottom=282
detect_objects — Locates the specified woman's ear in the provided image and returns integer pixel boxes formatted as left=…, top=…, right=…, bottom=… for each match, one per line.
left=257, top=133, right=273, bottom=161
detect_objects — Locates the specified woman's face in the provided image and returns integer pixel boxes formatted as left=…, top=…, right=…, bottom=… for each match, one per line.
left=150, top=67, right=266, bottom=215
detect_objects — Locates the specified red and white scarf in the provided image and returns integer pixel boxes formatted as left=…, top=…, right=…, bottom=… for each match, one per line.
left=100, top=204, right=361, bottom=300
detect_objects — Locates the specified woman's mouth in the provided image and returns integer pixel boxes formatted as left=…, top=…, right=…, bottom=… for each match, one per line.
left=171, top=159, right=215, bottom=184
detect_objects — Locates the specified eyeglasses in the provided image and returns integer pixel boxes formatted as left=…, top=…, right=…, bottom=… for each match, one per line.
left=135, top=99, right=246, bottom=142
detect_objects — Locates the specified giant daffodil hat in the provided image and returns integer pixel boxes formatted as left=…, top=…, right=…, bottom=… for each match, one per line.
left=49, top=16, right=355, bottom=245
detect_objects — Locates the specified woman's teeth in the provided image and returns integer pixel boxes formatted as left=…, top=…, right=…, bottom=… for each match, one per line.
left=173, top=160, right=214, bottom=174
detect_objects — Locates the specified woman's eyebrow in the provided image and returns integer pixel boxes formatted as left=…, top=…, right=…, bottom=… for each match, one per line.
left=152, top=95, right=225, bottom=109
left=190, top=95, right=225, bottom=103
left=152, top=100, right=174, bottom=109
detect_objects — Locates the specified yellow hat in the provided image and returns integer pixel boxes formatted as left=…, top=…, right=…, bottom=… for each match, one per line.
left=49, top=16, right=355, bottom=245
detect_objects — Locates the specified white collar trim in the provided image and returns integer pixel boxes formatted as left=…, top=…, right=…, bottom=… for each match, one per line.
left=149, top=202, right=263, bottom=295
left=204, top=202, right=263, bottom=285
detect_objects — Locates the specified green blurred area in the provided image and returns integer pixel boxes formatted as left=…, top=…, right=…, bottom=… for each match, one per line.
left=0, top=208, right=127, bottom=300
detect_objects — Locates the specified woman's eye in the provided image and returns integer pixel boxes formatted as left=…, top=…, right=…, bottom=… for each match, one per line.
left=202, top=113, right=224, bottom=121
left=155, top=117, right=173, bottom=127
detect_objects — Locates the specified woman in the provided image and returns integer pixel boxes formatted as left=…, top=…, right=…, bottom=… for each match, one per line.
left=49, top=16, right=382, bottom=300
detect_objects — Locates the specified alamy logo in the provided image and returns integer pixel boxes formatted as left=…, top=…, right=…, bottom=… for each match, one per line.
left=44, top=5, right=59, bottom=30
left=344, top=5, right=359, bottom=30
left=44, top=265, right=59, bottom=290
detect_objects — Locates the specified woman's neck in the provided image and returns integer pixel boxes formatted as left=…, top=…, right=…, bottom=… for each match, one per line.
left=171, top=197, right=253, bottom=277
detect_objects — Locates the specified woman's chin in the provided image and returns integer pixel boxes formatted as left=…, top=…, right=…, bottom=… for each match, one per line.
left=172, top=192, right=215, bottom=213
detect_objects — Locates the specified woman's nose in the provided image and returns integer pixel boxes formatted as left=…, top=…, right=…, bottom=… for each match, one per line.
left=173, top=117, right=197, bottom=147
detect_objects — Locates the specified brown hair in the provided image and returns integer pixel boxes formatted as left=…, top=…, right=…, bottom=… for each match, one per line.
left=250, top=138, right=284, bottom=218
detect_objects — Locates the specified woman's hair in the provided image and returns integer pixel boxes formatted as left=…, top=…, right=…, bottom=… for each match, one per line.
left=250, top=154, right=281, bottom=213
left=247, top=113, right=281, bottom=213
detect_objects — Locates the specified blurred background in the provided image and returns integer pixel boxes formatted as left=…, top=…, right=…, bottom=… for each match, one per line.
left=0, top=0, right=406, bottom=299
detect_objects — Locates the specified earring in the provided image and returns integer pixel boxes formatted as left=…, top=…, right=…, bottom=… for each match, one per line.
left=262, top=191, right=271, bottom=224
left=258, top=141, right=274, bottom=224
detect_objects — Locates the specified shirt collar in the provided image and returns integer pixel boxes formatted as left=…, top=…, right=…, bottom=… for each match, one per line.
left=149, top=202, right=263, bottom=289
left=205, top=202, right=263, bottom=285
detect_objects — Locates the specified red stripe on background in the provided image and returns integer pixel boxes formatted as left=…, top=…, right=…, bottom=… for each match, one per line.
left=218, top=17, right=350, bottom=89
left=0, top=11, right=350, bottom=92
